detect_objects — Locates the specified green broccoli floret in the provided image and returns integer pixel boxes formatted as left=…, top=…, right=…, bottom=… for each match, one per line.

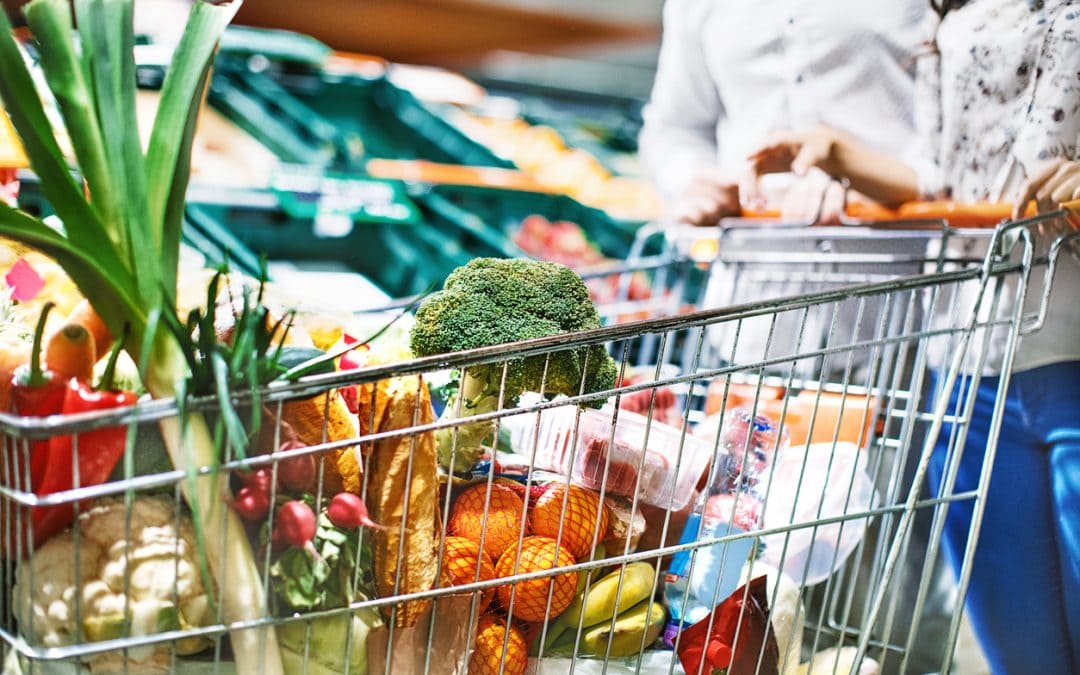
left=410, top=258, right=618, bottom=473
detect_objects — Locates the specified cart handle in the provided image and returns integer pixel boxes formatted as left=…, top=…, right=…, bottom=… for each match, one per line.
left=741, top=200, right=1036, bottom=228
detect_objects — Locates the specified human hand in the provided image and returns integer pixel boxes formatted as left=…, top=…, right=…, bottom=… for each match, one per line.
left=778, top=172, right=846, bottom=225
left=747, top=126, right=840, bottom=179
left=1013, top=158, right=1080, bottom=219
left=674, top=169, right=741, bottom=226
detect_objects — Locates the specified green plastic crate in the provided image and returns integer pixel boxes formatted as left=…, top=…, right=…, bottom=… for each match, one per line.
left=184, top=185, right=521, bottom=299
left=208, top=62, right=343, bottom=167
left=410, top=183, right=642, bottom=260
left=209, top=58, right=510, bottom=171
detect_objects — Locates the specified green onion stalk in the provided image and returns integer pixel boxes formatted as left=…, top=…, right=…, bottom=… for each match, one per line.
left=0, top=1, right=284, bottom=672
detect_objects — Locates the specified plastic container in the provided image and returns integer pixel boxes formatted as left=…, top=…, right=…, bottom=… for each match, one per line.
left=501, top=401, right=709, bottom=511
left=183, top=184, right=519, bottom=298
left=571, top=407, right=711, bottom=511
left=663, top=409, right=789, bottom=639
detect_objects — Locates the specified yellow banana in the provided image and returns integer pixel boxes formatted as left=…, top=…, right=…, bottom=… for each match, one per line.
left=575, top=542, right=608, bottom=595
left=579, top=599, right=666, bottom=658
left=562, top=561, right=657, bottom=630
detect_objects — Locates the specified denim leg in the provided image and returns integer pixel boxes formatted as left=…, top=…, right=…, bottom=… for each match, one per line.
left=929, top=367, right=1074, bottom=674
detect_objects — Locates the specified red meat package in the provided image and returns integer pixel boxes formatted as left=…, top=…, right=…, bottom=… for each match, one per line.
left=571, top=408, right=711, bottom=511
left=676, top=575, right=779, bottom=675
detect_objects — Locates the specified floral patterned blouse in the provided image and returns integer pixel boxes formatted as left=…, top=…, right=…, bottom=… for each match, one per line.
left=916, top=0, right=1080, bottom=201
left=917, top=0, right=1080, bottom=373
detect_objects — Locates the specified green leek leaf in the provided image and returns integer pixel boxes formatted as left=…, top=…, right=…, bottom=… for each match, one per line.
left=22, top=0, right=119, bottom=241
left=0, top=201, right=146, bottom=350
left=73, top=0, right=155, bottom=300
left=0, top=7, right=115, bottom=265
left=146, top=0, right=238, bottom=300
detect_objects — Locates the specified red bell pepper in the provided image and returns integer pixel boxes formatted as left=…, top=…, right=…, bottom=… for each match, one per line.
left=9, top=302, right=65, bottom=492
left=676, top=575, right=780, bottom=675
left=30, top=337, right=136, bottom=548
left=337, top=333, right=369, bottom=414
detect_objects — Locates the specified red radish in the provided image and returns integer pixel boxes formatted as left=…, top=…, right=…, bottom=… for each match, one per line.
left=340, top=386, right=359, bottom=414
left=243, top=468, right=273, bottom=495
left=274, top=500, right=319, bottom=557
left=338, top=335, right=369, bottom=414
left=233, top=486, right=270, bottom=521
left=326, top=492, right=387, bottom=531
left=277, top=440, right=317, bottom=493
left=269, top=521, right=290, bottom=551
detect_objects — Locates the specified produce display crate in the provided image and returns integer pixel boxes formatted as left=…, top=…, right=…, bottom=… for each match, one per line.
left=209, top=56, right=512, bottom=172
left=464, top=76, right=646, bottom=172
left=414, top=183, right=643, bottom=260
left=184, top=184, right=520, bottom=299
left=1, top=215, right=1072, bottom=675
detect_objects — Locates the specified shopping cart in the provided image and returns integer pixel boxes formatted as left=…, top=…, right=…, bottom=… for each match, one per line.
left=0, top=212, right=1075, bottom=675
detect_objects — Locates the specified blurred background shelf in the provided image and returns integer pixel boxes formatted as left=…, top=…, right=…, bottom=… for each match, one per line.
left=233, top=0, right=658, bottom=68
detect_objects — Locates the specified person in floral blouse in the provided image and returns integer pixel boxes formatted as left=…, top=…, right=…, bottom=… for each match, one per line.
left=747, top=1, right=1080, bottom=672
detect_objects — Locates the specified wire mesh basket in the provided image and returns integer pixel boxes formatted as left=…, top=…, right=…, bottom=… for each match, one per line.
left=0, top=213, right=1076, bottom=675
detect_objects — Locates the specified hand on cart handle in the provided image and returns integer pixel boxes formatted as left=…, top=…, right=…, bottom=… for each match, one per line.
left=1013, top=158, right=1080, bottom=219
left=674, top=168, right=742, bottom=226
left=746, top=124, right=920, bottom=210
left=746, top=125, right=840, bottom=179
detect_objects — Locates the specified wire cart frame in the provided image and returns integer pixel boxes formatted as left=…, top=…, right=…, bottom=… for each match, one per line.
left=0, top=213, right=1076, bottom=675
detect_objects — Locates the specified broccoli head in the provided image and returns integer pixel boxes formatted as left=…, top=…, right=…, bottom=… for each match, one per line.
left=410, top=258, right=618, bottom=472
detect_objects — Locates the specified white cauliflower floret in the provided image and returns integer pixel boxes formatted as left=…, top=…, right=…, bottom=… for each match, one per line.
left=13, top=496, right=214, bottom=673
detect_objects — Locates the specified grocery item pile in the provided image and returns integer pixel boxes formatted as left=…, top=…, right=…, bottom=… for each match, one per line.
left=0, top=2, right=887, bottom=674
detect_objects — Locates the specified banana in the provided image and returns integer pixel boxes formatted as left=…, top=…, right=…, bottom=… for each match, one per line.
left=579, top=599, right=666, bottom=658
left=575, top=542, right=608, bottom=595
left=562, top=561, right=657, bottom=630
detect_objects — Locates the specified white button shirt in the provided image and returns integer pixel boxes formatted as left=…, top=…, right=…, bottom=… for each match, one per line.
left=639, top=0, right=930, bottom=204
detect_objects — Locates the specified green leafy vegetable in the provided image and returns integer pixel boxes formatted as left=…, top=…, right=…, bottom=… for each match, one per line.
left=270, top=511, right=375, bottom=613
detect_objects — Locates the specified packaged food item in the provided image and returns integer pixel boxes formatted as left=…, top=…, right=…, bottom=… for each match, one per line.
left=675, top=576, right=780, bottom=675
left=663, top=409, right=788, bottom=641
left=571, top=407, right=711, bottom=511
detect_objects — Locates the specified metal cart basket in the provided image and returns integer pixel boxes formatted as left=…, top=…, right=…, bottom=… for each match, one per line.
left=0, top=213, right=1075, bottom=675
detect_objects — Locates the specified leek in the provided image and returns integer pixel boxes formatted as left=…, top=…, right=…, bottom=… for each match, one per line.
left=0, top=1, right=284, bottom=673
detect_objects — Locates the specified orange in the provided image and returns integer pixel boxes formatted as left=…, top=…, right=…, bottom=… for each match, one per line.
left=441, top=536, right=498, bottom=612
left=449, top=483, right=527, bottom=561
left=528, top=484, right=609, bottom=560
left=495, top=536, right=578, bottom=623
left=469, top=614, right=528, bottom=675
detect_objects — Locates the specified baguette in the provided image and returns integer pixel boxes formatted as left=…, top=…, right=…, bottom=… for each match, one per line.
left=368, top=375, right=440, bottom=628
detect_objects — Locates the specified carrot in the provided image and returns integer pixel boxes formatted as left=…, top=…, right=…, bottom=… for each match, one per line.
left=44, top=323, right=96, bottom=382
left=64, top=299, right=112, bottom=362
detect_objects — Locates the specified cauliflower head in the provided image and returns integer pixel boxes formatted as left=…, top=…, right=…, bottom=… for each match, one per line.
left=13, top=496, right=214, bottom=673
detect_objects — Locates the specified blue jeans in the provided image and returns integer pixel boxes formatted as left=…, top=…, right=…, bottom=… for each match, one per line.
left=929, top=362, right=1080, bottom=674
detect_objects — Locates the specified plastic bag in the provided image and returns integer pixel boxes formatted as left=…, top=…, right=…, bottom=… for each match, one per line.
left=760, top=442, right=877, bottom=586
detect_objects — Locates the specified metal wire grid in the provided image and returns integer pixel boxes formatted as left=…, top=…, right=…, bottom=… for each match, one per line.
left=0, top=215, right=1073, bottom=674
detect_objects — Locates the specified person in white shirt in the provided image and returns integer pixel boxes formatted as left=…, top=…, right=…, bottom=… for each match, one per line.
left=639, top=1, right=937, bottom=386
left=639, top=0, right=927, bottom=223
left=748, top=1, right=1080, bottom=672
